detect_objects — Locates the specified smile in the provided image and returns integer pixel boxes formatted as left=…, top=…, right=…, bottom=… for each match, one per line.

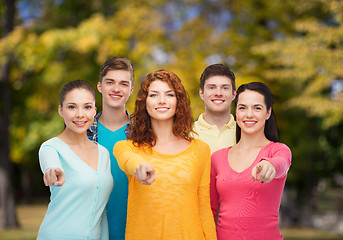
left=73, top=121, right=87, bottom=126
left=243, top=121, right=257, bottom=126
left=155, top=107, right=169, bottom=112
left=212, top=99, right=225, bottom=104
left=110, top=94, right=122, bottom=99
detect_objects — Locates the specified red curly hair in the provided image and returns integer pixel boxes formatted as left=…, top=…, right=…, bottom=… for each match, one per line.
left=127, top=70, right=194, bottom=148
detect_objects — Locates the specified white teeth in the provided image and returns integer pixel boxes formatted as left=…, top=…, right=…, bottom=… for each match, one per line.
left=74, top=121, right=86, bottom=124
left=212, top=100, right=224, bottom=103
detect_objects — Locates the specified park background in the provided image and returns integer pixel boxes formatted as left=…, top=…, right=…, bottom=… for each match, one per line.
left=1, top=0, right=343, bottom=239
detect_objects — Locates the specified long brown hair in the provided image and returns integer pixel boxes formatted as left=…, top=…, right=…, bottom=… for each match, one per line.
left=127, top=70, right=194, bottom=147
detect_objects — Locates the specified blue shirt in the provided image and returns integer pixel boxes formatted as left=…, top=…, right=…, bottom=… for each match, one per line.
left=88, top=112, right=129, bottom=240
left=37, top=137, right=113, bottom=240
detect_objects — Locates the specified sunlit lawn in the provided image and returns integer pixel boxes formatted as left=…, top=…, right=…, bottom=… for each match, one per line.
left=1, top=204, right=343, bottom=240
left=0, top=204, right=47, bottom=240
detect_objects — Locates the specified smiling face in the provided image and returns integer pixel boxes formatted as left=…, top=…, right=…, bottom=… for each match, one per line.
left=235, top=90, right=271, bottom=137
left=146, top=80, right=177, bottom=123
left=59, top=88, right=96, bottom=134
left=200, top=75, right=236, bottom=115
left=97, top=69, right=133, bottom=110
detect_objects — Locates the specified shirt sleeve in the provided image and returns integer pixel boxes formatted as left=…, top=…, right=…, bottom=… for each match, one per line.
left=38, top=144, right=63, bottom=174
left=261, top=143, right=292, bottom=179
left=113, top=140, right=147, bottom=175
left=197, top=141, right=217, bottom=239
left=210, top=152, right=220, bottom=219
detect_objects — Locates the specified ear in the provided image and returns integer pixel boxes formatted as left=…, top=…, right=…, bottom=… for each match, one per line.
left=231, top=90, right=237, bottom=101
left=58, top=105, right=63, bottom=117
left=129, top=86, right=133, bottom=96
left=97, top=82, right=102, bottom=93
left=266, top=108, right=272, bottom=120
left=199, top=88, right=204, bottom=100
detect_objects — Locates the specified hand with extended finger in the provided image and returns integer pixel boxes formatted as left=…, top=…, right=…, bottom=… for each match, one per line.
left=251, top=160, right=276, bottom=183
left=134, top=163, right=156, bottom=185
left=43, top=168, right=65, bottom=187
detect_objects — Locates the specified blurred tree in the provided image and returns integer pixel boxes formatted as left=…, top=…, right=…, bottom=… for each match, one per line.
left=0, top=0, right=170, bottom=203
left=0, top=0, right=19, bottom=229
left=1, top=0, right=343, bottom=229
left=252, top=0, right=343, bottom=221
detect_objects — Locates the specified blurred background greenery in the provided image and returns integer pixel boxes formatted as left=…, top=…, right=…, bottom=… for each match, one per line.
left=1, top=0, right=343, bottom=238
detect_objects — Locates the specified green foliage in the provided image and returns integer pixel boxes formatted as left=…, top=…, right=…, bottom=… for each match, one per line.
left=1, top=0, right=343, bottom=211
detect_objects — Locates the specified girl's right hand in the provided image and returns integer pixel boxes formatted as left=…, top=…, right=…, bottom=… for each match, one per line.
left=134, top=163, right=156, bottom=185
left=43, top=168, right=65, bottom=187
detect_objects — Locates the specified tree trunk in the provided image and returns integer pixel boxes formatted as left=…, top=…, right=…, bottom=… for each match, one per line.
left=0, top=0, right=19, bottom=230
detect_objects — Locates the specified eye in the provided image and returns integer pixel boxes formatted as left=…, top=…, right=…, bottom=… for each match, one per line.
left=121, top=82, right=129, bottom=87
left=238, top=106, right=246, bottom=110
left=85, top=105, right=93, bottom=110
left=149, top=94, right=158, bottom=97
left=167, top=93, right=175, bottom=97
left=67, top=105, right=75, bottom=109
left=255, top=106, right=262, bottom=111
left=106, top=81, right=113, bottom=85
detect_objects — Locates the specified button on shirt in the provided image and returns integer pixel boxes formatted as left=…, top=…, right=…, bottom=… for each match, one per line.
left=193, top=113, right=236, bottom=153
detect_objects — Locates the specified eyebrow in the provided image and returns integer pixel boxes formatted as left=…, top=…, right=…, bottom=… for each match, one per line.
left=206, top=84, right=231, bottom=87
left=237, top=103, right=264, bottom=107
left=65, top=102, right=94, bottom=105
left=149, top=90, right=175, bottom=93
left=104, top=78, right=130, bottom=83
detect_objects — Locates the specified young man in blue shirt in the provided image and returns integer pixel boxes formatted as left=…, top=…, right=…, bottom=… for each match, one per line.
left=88, top=57, right=134, bottom=240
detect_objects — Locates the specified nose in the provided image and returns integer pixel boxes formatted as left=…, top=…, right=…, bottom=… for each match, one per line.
left=112, top=83, right=120, bottom=92
left=246, top=108, right=254, bottom=118
left=214, top=87, right=222, bottom=96
left=76, top=108, right=85, bottom=118
left=158, top=95, right=166, bottom=104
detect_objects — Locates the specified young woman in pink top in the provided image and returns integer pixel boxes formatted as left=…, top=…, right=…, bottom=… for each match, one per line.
left=210, top=82, right=292, bottom=240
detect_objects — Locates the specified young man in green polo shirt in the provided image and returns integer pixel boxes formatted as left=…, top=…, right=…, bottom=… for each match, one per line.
left=193, top=63, right=237, bottom=153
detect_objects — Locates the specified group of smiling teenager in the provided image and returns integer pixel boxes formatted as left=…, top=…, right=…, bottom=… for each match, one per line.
left=37, top=57, right=291, bottom=240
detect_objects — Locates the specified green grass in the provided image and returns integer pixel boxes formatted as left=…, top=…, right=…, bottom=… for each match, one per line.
left=1, top=204, right=343, bottom=240
left=0, top=204, right=47, bottom=240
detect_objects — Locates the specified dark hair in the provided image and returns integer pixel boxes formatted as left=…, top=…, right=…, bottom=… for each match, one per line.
left=235, top=82, right=279, bottom=142
left=99, top=57, right=134, bottom=83
left=127, top=70, right=194, bottom=148
left=60, top=79, right=96, bottom=106
left=200, top=63, right=236, bottom=92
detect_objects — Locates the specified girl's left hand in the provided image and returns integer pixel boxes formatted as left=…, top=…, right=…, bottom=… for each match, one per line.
left=251, top=160, right=276, bottom=183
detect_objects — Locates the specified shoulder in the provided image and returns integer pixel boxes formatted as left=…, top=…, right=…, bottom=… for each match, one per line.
left=193, top=113, right=209, bottom=131
left=113, top=139, right=139, bottom=152
left=212, top=147, right=230, bottom=160
left=265, top=142, right=292, bottom=157
left=97, top=143, right=110, bottom=156
left=268, top=142, right=291, bottom=152
left=192, top=139, right=210, bottom=152
left=39, top=137, right=61, bottom=152
left=114, top=139, right=132, bottom=147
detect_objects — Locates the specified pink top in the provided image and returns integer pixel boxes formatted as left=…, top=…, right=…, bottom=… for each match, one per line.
left=210, top=142, right=292, bottom=240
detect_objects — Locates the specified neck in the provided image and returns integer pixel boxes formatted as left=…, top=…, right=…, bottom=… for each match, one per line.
left=236, top=132, right=270, bottom=149
left=203, top=110, right=232, bottom=129
left=99, top=104, right=128, bottom=131
left=58, top=129, right=89, bottom=146
left=151, top=119, right=178, bottom=142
